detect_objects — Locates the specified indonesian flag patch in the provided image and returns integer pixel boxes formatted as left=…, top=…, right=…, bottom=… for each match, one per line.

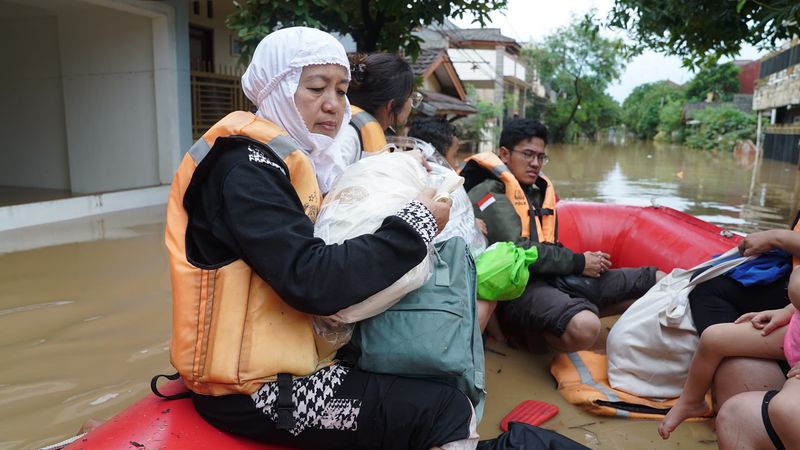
left=477, top=193, right=496, bottom=211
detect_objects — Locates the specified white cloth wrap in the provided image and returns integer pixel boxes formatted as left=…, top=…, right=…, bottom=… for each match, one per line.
left=314, top=152, right=433, bottom=326
left=240, top=26, right=352, bottom=191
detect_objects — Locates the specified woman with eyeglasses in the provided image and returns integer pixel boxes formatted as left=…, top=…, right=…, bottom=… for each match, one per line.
left=316, top=52, right=422, bottom=194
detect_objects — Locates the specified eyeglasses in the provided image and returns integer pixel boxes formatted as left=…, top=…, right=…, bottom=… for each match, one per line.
left=410, top=91, right=423, bottom=109
left=511, top=149, right=549, bottom=165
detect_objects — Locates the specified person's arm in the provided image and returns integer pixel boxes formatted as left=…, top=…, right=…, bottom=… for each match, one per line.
left=790, top=266, right=800, bottom=311
left=739, top=229, right=800, bottom=256
left=467, top=179, right=584, bottom=275
left=529, top=244, right=585, bottom=275
left=467, top=180, right=520, bottom=245
left=219, top=161, right=434, bottom=316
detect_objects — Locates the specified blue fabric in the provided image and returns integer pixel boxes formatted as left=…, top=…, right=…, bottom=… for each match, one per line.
left=724, top=249, right=792, bottom=286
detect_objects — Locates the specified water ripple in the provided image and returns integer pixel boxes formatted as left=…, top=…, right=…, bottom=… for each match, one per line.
left=0, top=300, right=73, bottom=317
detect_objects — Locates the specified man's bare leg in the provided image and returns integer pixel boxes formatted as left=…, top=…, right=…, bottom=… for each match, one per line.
left=716, top=391, right=778, bottom=450
left=712, top=357, right=785, bottom=408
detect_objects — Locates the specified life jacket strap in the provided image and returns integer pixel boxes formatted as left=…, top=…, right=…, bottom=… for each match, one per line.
left=275, top=373, right=295, bottom=430
left=150, top=372, right=191, bottom=400
left=533, top=207, right=554, bottom=217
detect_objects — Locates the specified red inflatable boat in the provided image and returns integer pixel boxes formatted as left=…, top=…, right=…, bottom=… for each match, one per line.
left=63, top=202, right=741, bottom=450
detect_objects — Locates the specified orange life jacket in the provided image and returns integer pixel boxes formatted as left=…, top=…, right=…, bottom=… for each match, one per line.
left=350, top=105, right=387, bottom=153
left=551, top=351, right=714, bottom=420
left=464, top=152, right=557, bottom=243
left=165, top=111, right=334, bottom=396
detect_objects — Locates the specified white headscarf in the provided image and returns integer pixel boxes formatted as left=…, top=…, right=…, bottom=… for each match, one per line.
left=241, top=27, right=351, bottom=187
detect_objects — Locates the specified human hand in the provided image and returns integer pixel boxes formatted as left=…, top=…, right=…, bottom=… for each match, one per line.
left=475, top=218, right=488, bottom=236
left=734, top=305, right=795, bottom=336
left=582, top=251, right=611, bottom=278
left=738, top=230, right=777, bottom=256
left=788, top=363, right=800, bottom=379
left=401, top=149, right=432, bottom=172
left=415, top=187, right=451, bottom=235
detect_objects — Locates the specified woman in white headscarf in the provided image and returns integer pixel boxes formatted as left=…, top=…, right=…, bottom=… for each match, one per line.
left=163, top=27, right=477, bottom=449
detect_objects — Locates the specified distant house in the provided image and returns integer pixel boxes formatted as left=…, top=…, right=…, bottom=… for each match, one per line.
left=405, top=48, right=477, bottom=119
left=753, top=40, right=800, bottom=164
left=445, top=28, right=529, bottom=115
left=415, top=21, right=548, bottom=152
left=734, top=59, right=762, bottom=95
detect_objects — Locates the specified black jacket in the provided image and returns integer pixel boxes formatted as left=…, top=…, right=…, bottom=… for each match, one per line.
left=182, top=136, right=428, bottom=316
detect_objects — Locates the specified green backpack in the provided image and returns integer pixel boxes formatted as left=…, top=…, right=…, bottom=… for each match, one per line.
left=353, top=237, right=486, bottom=420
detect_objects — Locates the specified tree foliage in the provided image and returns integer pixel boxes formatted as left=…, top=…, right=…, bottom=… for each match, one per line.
left=227, top=0, right=507, bottom=63
left=685, top=62, right=741, bottom=102
left=622, top=81, right=685, bottom=139
left=684, top=106, right=756, bottom=151
left=523, top=13, right=628, bottom=142
left=455, top=85, right=503, bottom=151
left=574, top=91, right=622, bottom=140
left=608, top=0, right=800, bottom=67
left=656, top=99, right=685, bottom=142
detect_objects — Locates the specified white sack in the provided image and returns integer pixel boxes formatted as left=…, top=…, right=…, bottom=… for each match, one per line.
left=607, top=248, right=754, bottom=399
left=314, top=152, right=431, bottom=324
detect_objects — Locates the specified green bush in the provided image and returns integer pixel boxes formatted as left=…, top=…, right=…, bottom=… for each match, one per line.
left=657, top=100, right=685, bottom=141
left=684, top=106, right=756, bottom=151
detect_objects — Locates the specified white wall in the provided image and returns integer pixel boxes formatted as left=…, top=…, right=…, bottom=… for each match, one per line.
left=423, top=75, right=442, bottom=92
left=58, top=7, right=160, bottom=194
left=503, top=54, right=526, bottom=82
left=449, top=49, right=496, bottom=81
left=0, top=2, right=70, bottom=190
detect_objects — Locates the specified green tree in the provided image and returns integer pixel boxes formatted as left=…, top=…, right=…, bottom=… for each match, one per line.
left=524, top=13, right=628, bottom=142
left=684, top=106, right=756, bottom=151
left=455, top=85, right=502, bottom=152
left=227, top=0, right=507, bottom=63
left=609, top=0, right=800, bottom=66
left=622, top=81, right=685, bottom=139
left=574, top=91, right=622, bottom=140
left=656, top=99, right=685, bottom=142
left=685, top=62, right=741, bottom=102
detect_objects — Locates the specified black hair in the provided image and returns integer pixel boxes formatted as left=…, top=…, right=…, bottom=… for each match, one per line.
left=498, top=118, right=549, bottom=150
left=347, top=53, right=414, bottom=119
left=408, top=117, right=456, bottom=156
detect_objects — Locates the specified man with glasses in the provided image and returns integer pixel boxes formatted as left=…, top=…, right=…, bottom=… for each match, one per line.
left=461, top=118, right=658, bottom=352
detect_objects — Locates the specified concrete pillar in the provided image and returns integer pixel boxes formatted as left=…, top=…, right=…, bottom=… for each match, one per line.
left=494, top=44, right=505, bottom=112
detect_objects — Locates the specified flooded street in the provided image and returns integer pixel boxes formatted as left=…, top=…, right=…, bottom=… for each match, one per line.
left=2, top=141, right=799, bottom=449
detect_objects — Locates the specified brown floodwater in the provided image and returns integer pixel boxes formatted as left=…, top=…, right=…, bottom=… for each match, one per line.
left=1, top=141, right=798, bottom=450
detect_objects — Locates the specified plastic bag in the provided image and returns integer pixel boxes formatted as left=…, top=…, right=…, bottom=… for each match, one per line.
left=313, top=152, right=448, bottom=350
left=427, top=151, right=487, bottom=258
left=475, top=242, right=538, bottom=301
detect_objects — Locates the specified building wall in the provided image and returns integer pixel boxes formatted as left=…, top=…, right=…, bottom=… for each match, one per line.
left=188, top=0, right=240, bottom=70
left=763, top=133, right=800, bottom=164
left=58, top=7, right=160, bottom=194
left=423, top=75, right=442, bottom=92
left=502, top=54, right=526, bottom=83
left=0, top=2, right=70, bottom=190
left=737, top=60, right=761, bottom=94
left=753, top=64, right=800, bottom=111
left=449, top=49, right=496, bottom=81
left=468, top=83, right=495, bottom=104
